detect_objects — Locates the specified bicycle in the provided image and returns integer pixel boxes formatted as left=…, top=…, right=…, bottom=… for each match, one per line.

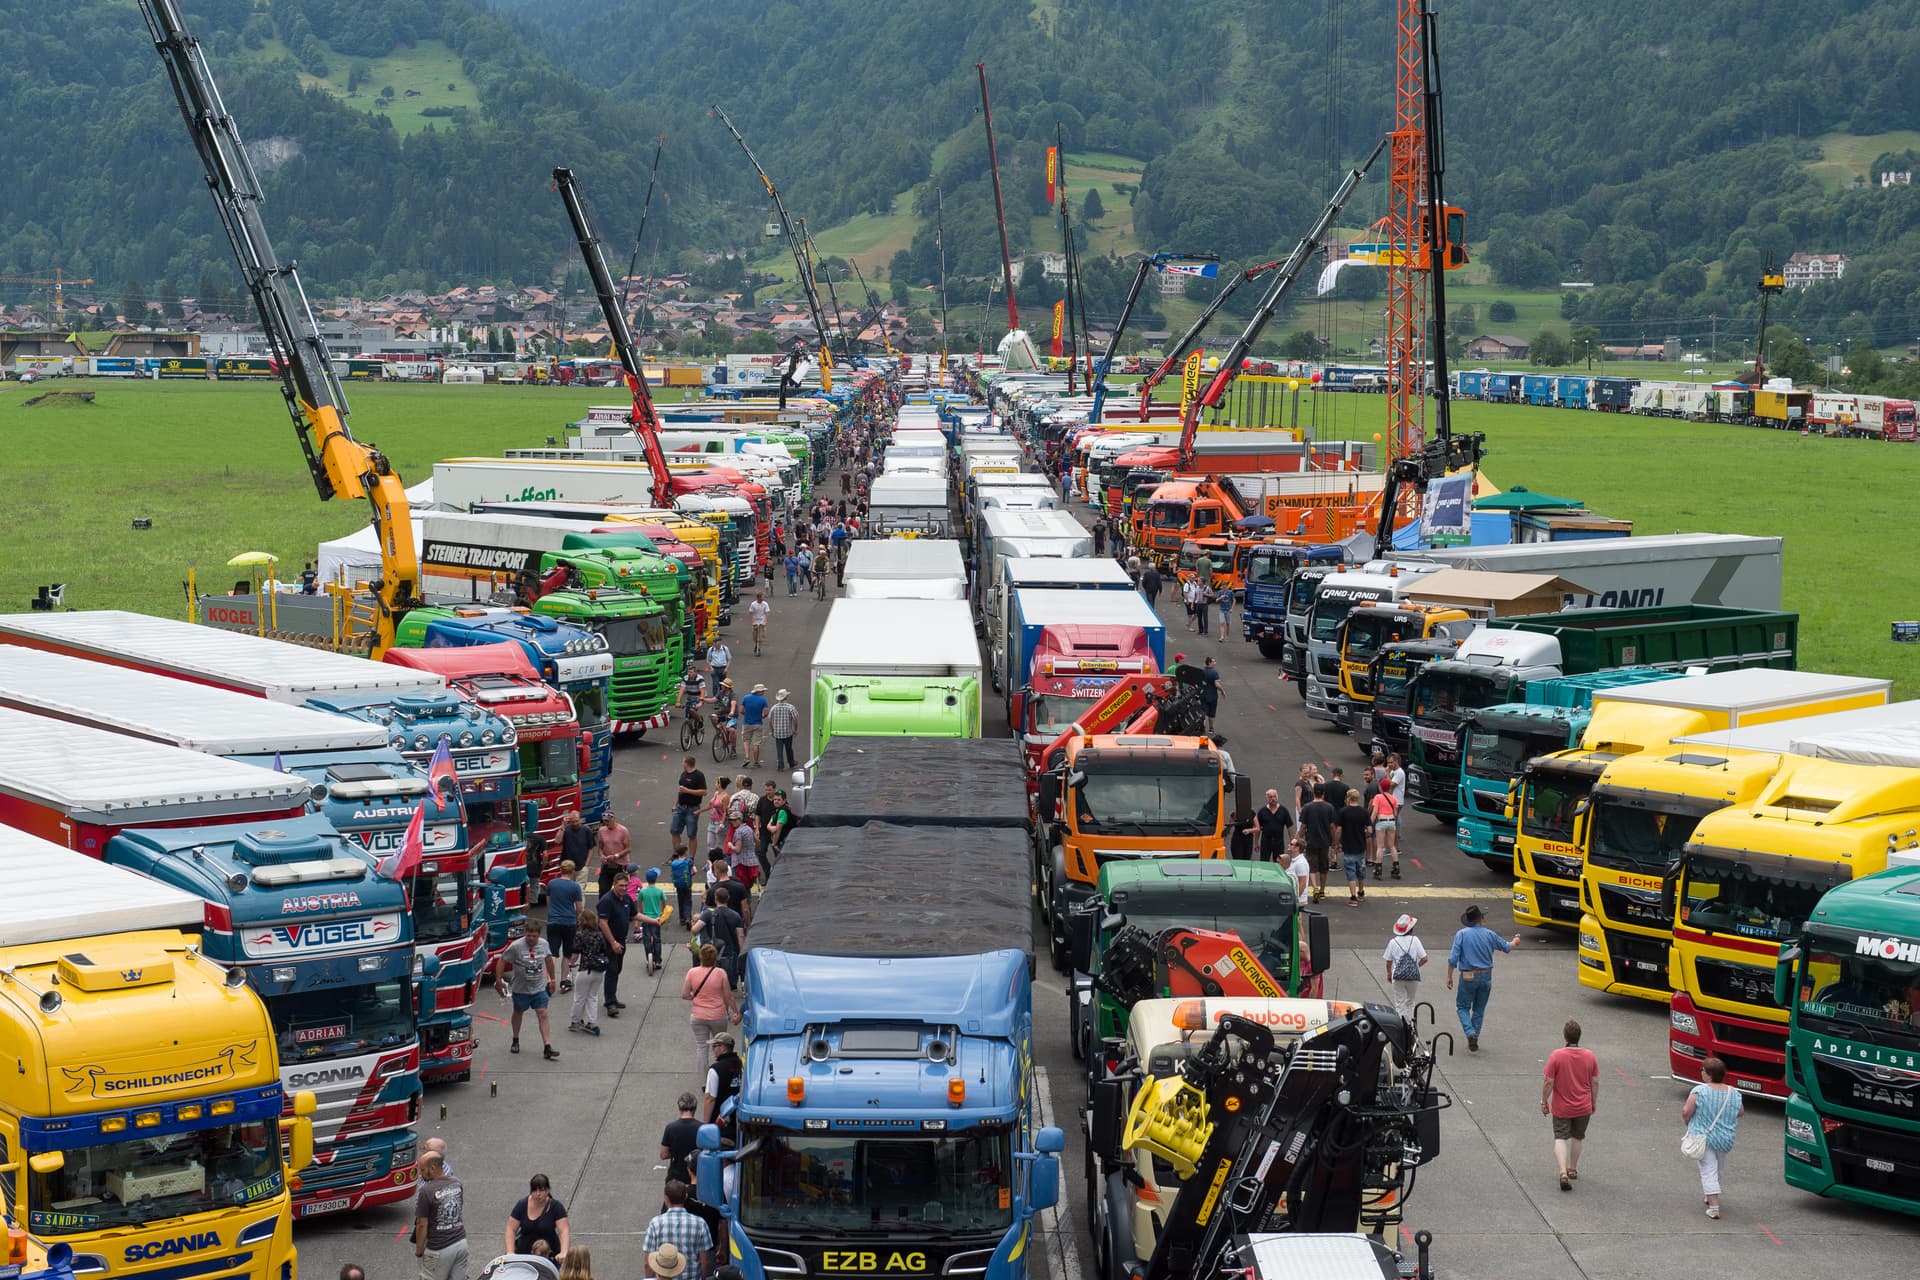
left=710, top=712, right=740, bottom=763
left=814, top=567, right=830, bottom=601
left=678, top=700, right=706, bottom=751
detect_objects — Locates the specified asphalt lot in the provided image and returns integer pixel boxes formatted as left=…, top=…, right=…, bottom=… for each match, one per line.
left=292, top=480, right=1920, bottom=1280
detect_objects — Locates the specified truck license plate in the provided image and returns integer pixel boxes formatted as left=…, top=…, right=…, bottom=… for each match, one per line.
left=1631, top=959, right=1660, bottom=973
left=1868, top=1157, right=1897, bottom=1174
left=1552, top=894, right=1579, bottom=910
left=300, top=1197, right=353, bottom=1216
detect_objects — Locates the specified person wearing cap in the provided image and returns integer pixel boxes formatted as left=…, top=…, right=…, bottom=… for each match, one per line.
left=1447, top=904, right=1521, bottom=1052
left=1382, top=914, right=1428, bottom=1022
left=642, top=1181, right=710, bottom=1280
left=704, top=1030, right=744, bottom=1130
left=637, top=867, right=669, bottom=977
left=768, top=689, right=799, bottom=772
left=739, top=683, right=769, bottom=769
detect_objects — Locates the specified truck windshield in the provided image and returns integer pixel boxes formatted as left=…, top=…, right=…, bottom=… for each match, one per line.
left=1148, top=501, right=1189, bottom=530
left=1409, top=667, right=1501, bottom=725
left=1465, top=725, right=1563, bottom=783
left=1343, top=613, right=1416, bottom=662
left=27, top=1118, right=282, bottom=1235
left=565, top=681, right=609, bottom=732
left=738, top=1127, right=1014, bottom=1234
left=1520, top=771, right=1589, bottom=844
left=1287, top=574, right=1321, bottom=612
left=1028, top=693, right=1104, bottom=738
left=411, top=868, right=473, bottom=944
left=521, top=737, right=581, bottom=791
left=272, top=978, right=414, bottom=1062
left=593, top=614, right=668, bottom=656
left=1075, top=772, right=1220, bottom=835
left=1797, top=926, right=1920, bottom=1041
left=1247, top=551, right=1297, bottom=585
left=1114, top=897, right=1296, bottom=977
left=1588, top=798, right=1710, bottom=874
left=1373, top=654, right=1427, bottom=717
left=1680, top=851, right=1832, bottom=945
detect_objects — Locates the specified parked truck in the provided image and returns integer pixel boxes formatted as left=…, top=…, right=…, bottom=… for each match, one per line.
left=0, top=826, right=316, bottom=1280
left=694, top=820, right=1064, bottom=1280
left=1575, top=672, right=1892, bottom=1003
left=1137, top=466, right=1382, bottom=568
left=0, top=711, right=424, bottom=1219
left=1004, top=587, right=1165, bottom=734
left=867, top=472, right=953, bottom=537
left=1665, top=703, right=1920, bottom=1097
left=1405, top=604, right=1800, bottom=823
left=810, top=599, right=983, bottom=757
left=1336, top=601, right=1480, bottom=740
left=1302, top=561, right=1448, bottom=729
left=986, top=557, right=1135, bottom=682
left=390, top=606, right=616, bottom=823
left=0, top=646, right=485, bottom=1084
left=842, top=537, right=968, bottom=600
left=1778, top=862, right=1920, bottom=1214
left=975, top=508, right=1093, bottom=630
left=1390, top=532, right=1785, bottom=611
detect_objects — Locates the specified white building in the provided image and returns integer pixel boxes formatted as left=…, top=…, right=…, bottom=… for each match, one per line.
left=1782, top=252, right=1849, bottom=288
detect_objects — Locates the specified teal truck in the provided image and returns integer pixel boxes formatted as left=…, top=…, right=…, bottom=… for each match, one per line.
left=1405, top=605, right=1798, bottom=823
left=809, top=598, right=983, bottom=758
left=1454, top=668, right=1683, bottom=867
left=1779, top=863, right=1920, bottom=1214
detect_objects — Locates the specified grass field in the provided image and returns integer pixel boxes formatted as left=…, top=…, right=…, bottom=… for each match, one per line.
left=282, top=39, right=481, bottom=138
left=1805, top=129, right=1920, bottom=191
left=2, top=379, right=1915, bottom=691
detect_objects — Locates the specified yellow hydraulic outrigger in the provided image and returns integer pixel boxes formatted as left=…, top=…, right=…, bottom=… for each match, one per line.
left=145, top=0, right=420, bottom=655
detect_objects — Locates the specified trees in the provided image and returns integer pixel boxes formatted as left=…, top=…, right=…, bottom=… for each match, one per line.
left=1488, top=300, right=1516, bottom=323
left=1081, top=186, right=1104, bottom=223
left=118, top=278, right=146, bottom=326
left=1530, top=329, right=1572, bottom=367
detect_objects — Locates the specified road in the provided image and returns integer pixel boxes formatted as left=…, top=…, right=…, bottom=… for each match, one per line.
left=293, top=495, right=1920, bottom=1280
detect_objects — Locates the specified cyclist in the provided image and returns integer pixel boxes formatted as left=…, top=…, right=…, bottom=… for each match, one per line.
left=709, top=678, right=741, bottom=755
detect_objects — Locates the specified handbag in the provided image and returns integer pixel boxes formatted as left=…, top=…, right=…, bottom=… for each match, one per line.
left=1681, top=1086, right=1733, bottom=1159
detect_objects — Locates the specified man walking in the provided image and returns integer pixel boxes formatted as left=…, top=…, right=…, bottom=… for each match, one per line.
left=413, top=1150, right=467, bottom=1280
left=671, top=755, right=707, bottom=858
left=1447, top=904, right=1521, bottom=1052
left=1299, top=783, right=1336, bottom=905
left=597, top=868, right=634, bottom=1018
left=643, top=1182, right=712, bottom=1280
left=747, top=590, right=770, bottom=656
left=659, top=1093, right=703, bottom=1186
left=768, top=689, right=799, bottom=773
left=1092, top=520, right=1107, bottom=556
left=740, top=683, right=770, bottom=768
left=706, top=641, right=732, bottom=693
left=545, top=860, right=583, bottom=990
left=1140, top=562, right=1162, bottom=609
left=1543, top=1019, right=1599, bottom=1191
left=1382, top=914, right=1428, bottom=1022
left=1254, top=790, right=1291, bottom=862
left=495, top=920, right=560, bottom=1060
left=1337, top=789, right=1370, bottom=907
left=595, top=811, right=632, bottom=895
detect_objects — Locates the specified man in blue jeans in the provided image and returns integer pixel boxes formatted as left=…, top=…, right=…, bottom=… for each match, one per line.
left=1446, top=903, right=1520, bottom=1053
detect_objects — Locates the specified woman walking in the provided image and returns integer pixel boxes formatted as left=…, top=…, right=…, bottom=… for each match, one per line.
left=681, top=943, right=738, bottom=1073
left=566, top=906, right=612, bottom=1036
left=1682, top=1057, right=1744, bottom=1219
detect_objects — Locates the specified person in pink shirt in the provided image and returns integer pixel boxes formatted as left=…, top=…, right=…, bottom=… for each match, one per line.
left=1541, top=1019, right=1600, bottom=1191
left=680, top=944, right=738, bottom=1074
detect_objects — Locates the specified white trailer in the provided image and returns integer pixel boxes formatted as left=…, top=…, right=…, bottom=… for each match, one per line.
left=1388, top=533, right=1783, bottom=611
left=0, top=610, right=442, bottom=705
left=976, top=508, right=1095, bottom=636
left=868, top=474, right=952, bottom=537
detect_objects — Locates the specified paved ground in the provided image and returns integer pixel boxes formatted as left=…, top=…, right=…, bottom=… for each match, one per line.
left=293, top=481, right=1920, bottom=1280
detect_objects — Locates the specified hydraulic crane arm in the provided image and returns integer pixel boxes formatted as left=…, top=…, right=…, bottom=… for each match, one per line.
left=1088, top=251, right=1216, bottom=422
left=712, top=104, right=835, bottom=390
left=142, top=0, right=419, bottom=654
left=552, top=166, right=677, bottom=510
left=1137, top=259, right=1282, bottom=417
left=1179, top=139, right=1387, bottom=469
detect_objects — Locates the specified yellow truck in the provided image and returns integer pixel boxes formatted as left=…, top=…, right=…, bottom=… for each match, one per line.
left=1574, top=671, right=1891, bottom=1002
left=0, top=827, right=314, bottom=1280
left=1667, top=703, right=1920, bottom=1097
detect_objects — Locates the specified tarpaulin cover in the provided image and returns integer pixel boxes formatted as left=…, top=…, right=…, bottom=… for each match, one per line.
left=806, top=738, right=1031, bottom=828
left=749, top=823, right=1033, bottom=957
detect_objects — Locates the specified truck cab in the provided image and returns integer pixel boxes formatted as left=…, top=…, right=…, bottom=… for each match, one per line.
left=549, top=535, right=694, bottom=661
left=1364, top=636, right=1465, bottom=764
left=1337, top=602, right=1478, bottom=741
left=1302, top=562, right=1444, bottom=729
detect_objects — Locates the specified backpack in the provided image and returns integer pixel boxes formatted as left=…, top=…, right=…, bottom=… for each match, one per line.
left=1390, top=938, right=1422, bottom=983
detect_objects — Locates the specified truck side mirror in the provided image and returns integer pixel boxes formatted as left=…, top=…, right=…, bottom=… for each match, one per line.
left=1775, top=943, right=1800, bottom=1010
left=1068, top=905, right=1099, bottom=974
left=1037, top=774, right=1059, bottom=815
left=1306, top=910, right=1332, bottom=976
left=1411, top=1087, right=1444, bottom=1167
left=27, top=1152, right=63, bottom=1175
left=1233, top=774, right=1254, bottom=824
left=1504, top=779, right=1519, bottom=823
left=694, top=1126, right=726, bottom=1207
left=1027, top=1127, right=1064, bottom=1213
left=1089, top=1078, right=1126, bottom=1156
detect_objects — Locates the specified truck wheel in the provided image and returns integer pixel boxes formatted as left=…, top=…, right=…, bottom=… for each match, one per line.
left=1257, top=637, right=1285, bottom=660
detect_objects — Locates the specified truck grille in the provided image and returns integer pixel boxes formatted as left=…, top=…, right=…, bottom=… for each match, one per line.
left=1825, top=1120, right=1920, bottom=1197
left=611, top=662, right=670, bottom=720
left=1536, top=887, right=1583, bottom=924
left=1603, top=929, right=1668, bottom=987
left=1693, top=957, right=1781, bottom=1011
left=1531, top=852, right=1583, bottom=882
left=1315, top=654, right=1341, bottom=679
left=1349, top=670, right=1373, bottom=698
left=1598, top=882, right=1670, bottom=928
left=1464, top=788, right=1507, bottom=817
left=1813, top=1056, right=1920, bottom=1125
left=303, top=1150, right=385, bottom=1192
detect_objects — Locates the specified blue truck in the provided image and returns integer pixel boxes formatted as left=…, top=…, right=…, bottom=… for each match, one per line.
left=696, top=820, right=1062, bottom=1280
left=1239, top=543, right=1345, bottom=661
left=0, top=645, right=483, bottom=1083
left=1453, top=668, right=1683, bottom=865
left=393, top=606, right=616, bottom=823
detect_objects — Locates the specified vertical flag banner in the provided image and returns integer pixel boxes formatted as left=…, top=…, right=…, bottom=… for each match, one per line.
left=1050, top=300, right=1065, bottom=356
left=1180, top=350, right=1204, bottom=418
left=426, top=734, right=458, bottom=813
left=1045, top=147, right=1058, bottom=205
left=378, top=801, right=427, bottom=883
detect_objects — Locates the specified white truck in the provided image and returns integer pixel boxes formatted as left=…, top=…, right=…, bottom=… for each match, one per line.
left=985, top=553, right=1131, bottom=684
left=1388, top=532, right=1784, bottom=612
left=807, top=598, right=983, bottom=757
left=867, top=473, right=953, bottom=537
left=975, top=506, right=1094, bottom=630
left=842, top=538, right=968, bottom=601
left=1301, top=560, right=1449, bottom=728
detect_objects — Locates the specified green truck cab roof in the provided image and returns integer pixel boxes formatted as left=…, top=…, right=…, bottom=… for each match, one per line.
left=1806, top=865, right=1920, bottom=935
left=1097, top=857, right=1295, bottom=901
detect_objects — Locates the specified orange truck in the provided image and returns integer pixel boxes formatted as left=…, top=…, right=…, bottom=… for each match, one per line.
left=1136, top=471, right=1387, bottom=568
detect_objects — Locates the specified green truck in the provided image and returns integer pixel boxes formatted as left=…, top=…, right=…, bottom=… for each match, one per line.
left=1780, top=863, right=1920, bottom=1214
left=1405, top=604, right=1798, bottom=823
left=808, top=598, right=982, bottom=758
left=1064, top=859, right=1331, bottom=1072
left=554, top=532, right=694, bottom=664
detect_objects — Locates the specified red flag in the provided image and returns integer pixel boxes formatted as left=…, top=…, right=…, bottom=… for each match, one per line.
left=426, top=735, right=459, bottom=813
left=378, top=801, right=427, bottom=882
left=1045, top=147, right=1058, bottom=205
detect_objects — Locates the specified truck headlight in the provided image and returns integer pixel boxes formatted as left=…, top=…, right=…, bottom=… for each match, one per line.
left=1787, top=1117, right=1816, bottom=1144
left=450, top=1025, right=473, bottom=1044
left=1669, top=1010, right=1699, bottom=1036
left=1579, top=931, right=1600, bottom=952
left=481, top=729, right=496, bottom=746
left=1512, top=889, right=1531, bottom=908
